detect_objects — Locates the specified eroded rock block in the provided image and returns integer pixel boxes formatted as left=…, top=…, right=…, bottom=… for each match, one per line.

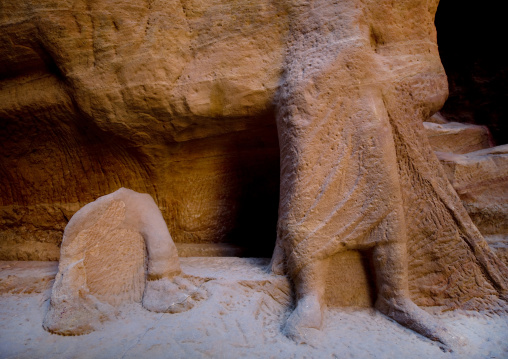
left=43, top=188, right=181, bottom=335
left=427, top=112, right=449, bottom=124
left=424, top=121, right=492, bottom=154
left=437, top=145, right=508, bottom=236
left=437, top=145, right=508, bottom=264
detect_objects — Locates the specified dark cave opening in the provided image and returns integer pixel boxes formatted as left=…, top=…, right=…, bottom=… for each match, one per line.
left=435, top=0, right=507, bottom=145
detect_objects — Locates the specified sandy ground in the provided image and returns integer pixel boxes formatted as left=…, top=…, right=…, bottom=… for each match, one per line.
left=1, top=258, right=507, bottom=359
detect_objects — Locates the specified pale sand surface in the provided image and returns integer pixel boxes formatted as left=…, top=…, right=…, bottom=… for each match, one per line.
left=1, top=258, right=507, bottom=359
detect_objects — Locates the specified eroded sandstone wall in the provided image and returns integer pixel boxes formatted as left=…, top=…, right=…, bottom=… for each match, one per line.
left=2, top=0, right=507, bottom=313
left=1, top=0, right=285, bottom=259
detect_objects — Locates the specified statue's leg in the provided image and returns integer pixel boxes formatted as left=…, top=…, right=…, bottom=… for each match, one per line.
left=283, top=257, right=330, bottom=343
left=114, top=189, right=208, bottom=314
left=372, top=216, right=462, bottom=350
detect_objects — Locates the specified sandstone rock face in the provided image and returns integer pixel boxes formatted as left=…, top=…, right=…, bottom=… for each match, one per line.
left=436, top=145, right=508, bottom=264
left=43, top=188, right=181, bottom=335
left=437, top=145, right=508, bottom=237
left=424, top=113, right=507, bottom=267
left=424, top=121, right=492, bottom=154
left=0, top=0, right=282, bottom=259
left=1, top=0, right=507, bottom=331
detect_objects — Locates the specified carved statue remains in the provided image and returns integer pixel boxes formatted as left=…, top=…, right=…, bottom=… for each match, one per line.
left=270, top=0, right=507, bottom=349
left=3, top=0, right=504, bottom=352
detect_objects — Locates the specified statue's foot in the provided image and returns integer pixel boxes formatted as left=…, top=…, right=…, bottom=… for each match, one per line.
left=142, top=275, right=208, bottom=314
left=284, top=294, right=323, bottom=345
left=43, top=293, right=116, bottom=336
left=376, top=296, right=466, bottom=352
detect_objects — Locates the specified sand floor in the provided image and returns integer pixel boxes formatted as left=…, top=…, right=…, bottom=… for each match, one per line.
left=1, top=259, right=507, bottom=359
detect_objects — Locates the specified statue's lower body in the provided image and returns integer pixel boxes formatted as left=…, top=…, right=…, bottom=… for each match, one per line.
left=272, top=82, right=461, bottom=349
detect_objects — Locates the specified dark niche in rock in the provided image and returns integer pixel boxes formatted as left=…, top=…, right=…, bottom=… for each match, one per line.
left=435, top=0, right=508, bottom=145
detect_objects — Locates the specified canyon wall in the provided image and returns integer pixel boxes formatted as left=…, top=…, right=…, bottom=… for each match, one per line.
left=1, top=0, right=285, bottom=259
left=1, top=0, right=507, bottom=312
